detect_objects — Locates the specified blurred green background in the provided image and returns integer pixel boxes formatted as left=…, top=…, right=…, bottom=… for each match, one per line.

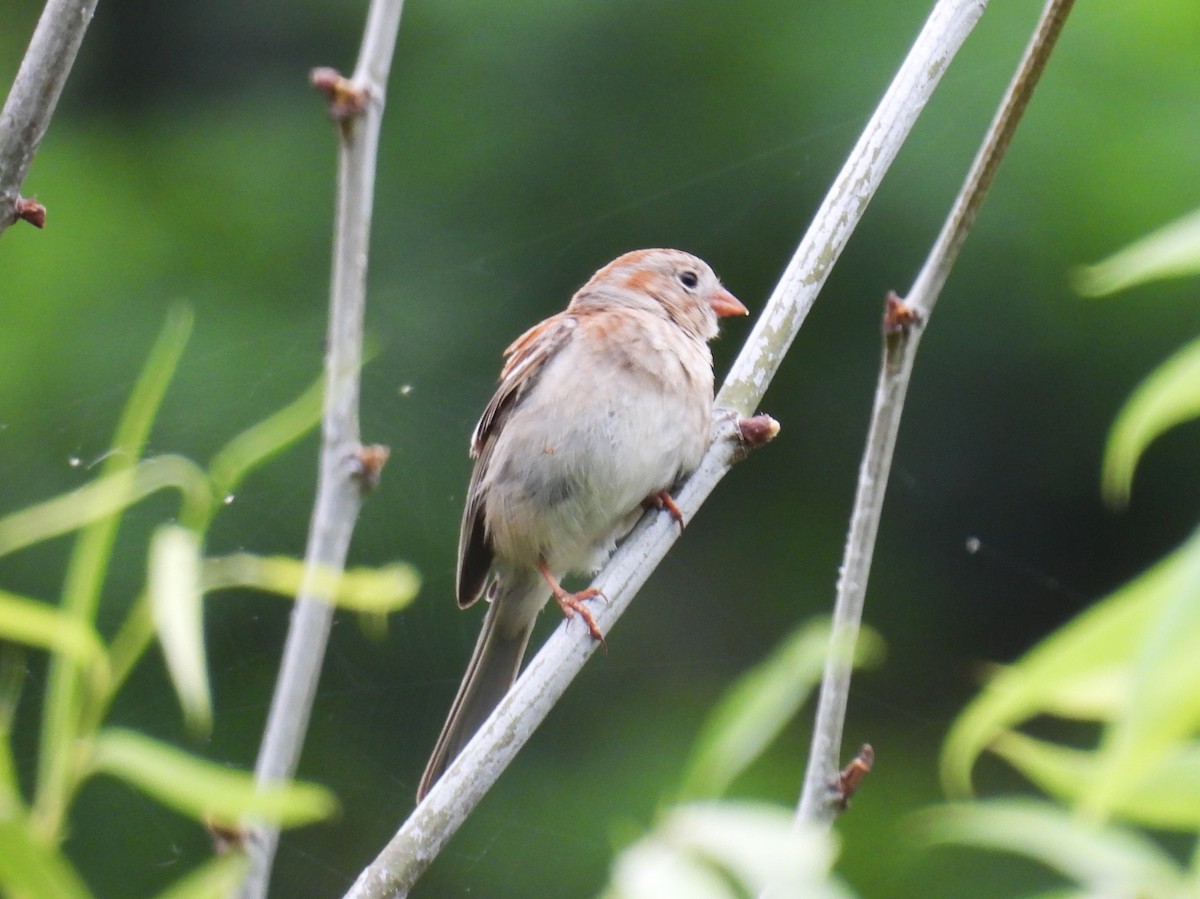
left=3, top=0, right=1199, bottom=896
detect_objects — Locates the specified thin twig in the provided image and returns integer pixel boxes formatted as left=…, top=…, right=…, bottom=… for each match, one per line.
left=237, top=2, right=407, bottom=896
left=343, top=3, right=986, bottom=895
left=0, top=0, right=99, bottom=235
left=795, top=0, right=1076, bottom=827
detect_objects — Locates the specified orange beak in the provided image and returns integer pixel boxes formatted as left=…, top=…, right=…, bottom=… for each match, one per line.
left=710, top=287, right=749, bottom=319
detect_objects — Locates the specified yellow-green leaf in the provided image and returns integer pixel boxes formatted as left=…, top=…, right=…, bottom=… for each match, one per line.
left=203, top=553, right=420, bottom=613
left=149, top=853, right=249, bottom=899
left=678, top=619, right=883, bottom=800
left=992, top=732, right=1200, bottom=831
left=208, top=374, right=324, bottom=501
left=1074, top=207, right=1200, bottom=297
left=1102, top=335, right=1200, bottom=507
left=602, top=803, right=847, bottom=899
left=0, top=590, right=109, bottom=688
left=918, top=800, right=1184, bottom=895
left=0, top=818, right=94, bottom=899
left=90, top=728, right=337, bottom=829
left=941, top=526, right=1200, bottom=797
left=0, top=455, right=211, bottom=559
left=149, top=525, right=211, bottom=736
left=1082, top=539, right=1200, bottom=821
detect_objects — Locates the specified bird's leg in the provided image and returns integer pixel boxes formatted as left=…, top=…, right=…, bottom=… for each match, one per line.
left=645, top=489, right=685, bottom=530
left=536, top=561, right=606, bottom=648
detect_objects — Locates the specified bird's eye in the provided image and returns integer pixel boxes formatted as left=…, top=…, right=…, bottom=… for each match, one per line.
left=677, top=270, right=699, bottom=290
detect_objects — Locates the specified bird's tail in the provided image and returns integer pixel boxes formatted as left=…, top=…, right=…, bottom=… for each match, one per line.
left=416, top=574, right=543, bottom=801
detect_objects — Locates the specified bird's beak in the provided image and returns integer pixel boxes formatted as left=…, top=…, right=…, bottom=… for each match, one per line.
left=710, top=287, right=749, bottom=319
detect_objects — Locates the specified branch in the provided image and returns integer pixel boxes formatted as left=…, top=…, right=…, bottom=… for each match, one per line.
left=343, top=2, right=987, bottom=895
left=0, top=0, right=99, bottom=235
left=795, top=0, right=1077, bottom=827
left=237, top=2, right=407, bottom=896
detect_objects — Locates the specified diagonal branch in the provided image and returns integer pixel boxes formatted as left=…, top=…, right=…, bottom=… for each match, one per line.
left=343, top=2, right=987, bottom=896
left=237, top=2, right=408, bottom=897
left=795, top=0, right=1077, bottom=827
left=0, top=0, right=100, bottom=234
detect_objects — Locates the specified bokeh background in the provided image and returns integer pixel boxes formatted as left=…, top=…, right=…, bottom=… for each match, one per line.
left=3, top=0, right=1200, bottom=896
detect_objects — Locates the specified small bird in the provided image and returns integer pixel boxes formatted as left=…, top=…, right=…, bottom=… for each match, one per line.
left=416, top=248, right=747, bottom=800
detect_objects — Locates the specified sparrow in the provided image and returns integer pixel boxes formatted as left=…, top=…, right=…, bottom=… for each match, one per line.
left=417, top=248, right=747, bottom=800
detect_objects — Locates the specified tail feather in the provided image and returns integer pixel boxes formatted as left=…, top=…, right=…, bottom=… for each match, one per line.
left=417, top=576, right=543, bottom=800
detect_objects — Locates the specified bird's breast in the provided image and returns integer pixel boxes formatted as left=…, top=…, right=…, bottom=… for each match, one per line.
left=480, top=319, right=713, bottom=574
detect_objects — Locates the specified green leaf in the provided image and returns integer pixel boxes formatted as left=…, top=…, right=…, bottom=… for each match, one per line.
left=0, top=454, right=211, bottom=560
left=0, top=649, right=24, bottom=805
left=203, top=553, right=420, bottom=613
left=602, top=838, right=740, bottom=899
left=602, top=803, right=851, bottom=899
left=89, top=728, right=338, bottom=829
left=0, top=590, right=109, bottom=688
left=149, top=526, right=211, bottom=737
left=918, top=799, right=1185, bottom=896
left=1083, top=537, right=1200, bottom=821
left=1073, top=207, right=1200, bottom=296
left=1101, top=335, right=1200, bottom=507
left=37, top=308, right=196, bottom=840
left=208, top=373, right=324, bottom=504
left=992, top=732, right=1200, bottom=831
left=941, top=526, right=1200, bottom=797
left=148, top=853, right=249, bottom=899
left=678, top=619, right=883, bottom=800
left=0, top=818, right=94, bottom=899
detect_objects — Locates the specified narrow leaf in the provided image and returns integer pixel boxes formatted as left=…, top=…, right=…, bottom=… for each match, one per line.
left=0, top=589, right=109, bottom=687
left=37, top=305, right=194, bottom=840
left=90, top=728, right=337, bottom=829
left=679, top=619, right=883, bottom=800
left=1074, top=207, right=1200, bottom=297
left=919, top=800, right=1184, bottom=894
left=1101, top=335, right=1200, bottom=507
left=149, top=525, right=211, bottom=736
left=0, top=818, right=94, bottom=899
left=992, top=732, right=1200, bottom=831
left=941, top=527, right=1200, bottom=797
left=603, top=838, right=738, bottom=899
left=0, top=454, right=211, bottom=559
left=203, top=553, right=420, bottom=613
left=602, top=803, right=849, bottom=899
left=662, top=803, right=842, bottom=894
left=149, top=853, right=249, bottom=899
left=1083, top=538, right=1200, bottom=821
left=208, top=374, right=324, bottom=501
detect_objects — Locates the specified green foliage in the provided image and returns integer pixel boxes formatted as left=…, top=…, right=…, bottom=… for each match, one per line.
left=0, top=819, right=94, bottom=899
left=940, top=524, right=1200, bottom=800
left=148, top=525, right=211, bottom=735
left=146, top=855, right=251, bottom=899
left=0, top=590, right=109, bottom=686
left=919, top=800, right=1193, bottom=899
left=89, top=728, right=338, bottom=829
left=928, top=212, right=1200, bottom=896
left=0, top=312, right=418, bottom=897
left=202, top=553, right=421, bottom=613
left=1073, top=208, right=1200, bottom=297
left=602, top=618, right=880, bottom=897
left=679, top=619, right=884, bottom=802
left=600, top=803, right=853, bottom=899
left=1101, top=336, right=1200, bottom=508
left=1075, top=206, right=1200, bottom=507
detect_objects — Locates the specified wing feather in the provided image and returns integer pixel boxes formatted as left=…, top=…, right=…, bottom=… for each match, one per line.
left=456, top=312, right=576, bottom=606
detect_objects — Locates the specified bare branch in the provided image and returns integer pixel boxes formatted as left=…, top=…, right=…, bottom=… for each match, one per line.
left=796, top=0, right=1077, bottom=827
left=0, top=0, right=100, bottom=234
left=237, top=1, right=408, bottom=896
left=343, top=2, right=987, bottom=895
